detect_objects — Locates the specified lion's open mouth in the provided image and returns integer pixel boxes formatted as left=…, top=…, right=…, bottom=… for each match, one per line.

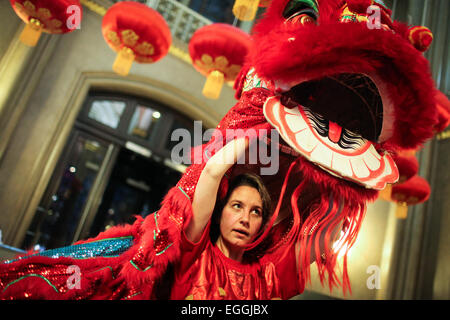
left=243, top=70, right=399, bottom=190
left=280, top=74, right=383, bottom=143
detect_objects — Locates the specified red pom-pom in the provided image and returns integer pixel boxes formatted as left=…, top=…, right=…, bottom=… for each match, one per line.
left=408, top=26, right=433, bottom=52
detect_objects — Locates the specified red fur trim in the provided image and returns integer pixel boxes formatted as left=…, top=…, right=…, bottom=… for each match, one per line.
left=274, top=158, right=371, bottom=295
left=297, top=157, right=379, bottom=202
left=119, top=187, right=193, bottom=287
left=0, top=253, right=133, bottom=299
left=0, top=187, right=193, bottom=299
left=346, top=0, right=372, bottom=13
left=74, top=215, right=144, bottom=245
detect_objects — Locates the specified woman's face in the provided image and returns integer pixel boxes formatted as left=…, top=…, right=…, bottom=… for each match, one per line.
left=218, top=185, right=264, bottom=250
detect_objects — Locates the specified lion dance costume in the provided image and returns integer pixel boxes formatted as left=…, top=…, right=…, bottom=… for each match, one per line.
left=1, top=0, right=448, bottom=299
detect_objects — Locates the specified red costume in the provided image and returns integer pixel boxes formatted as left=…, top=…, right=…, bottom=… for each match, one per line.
left=1, top=0, right=446, bottom=299
left=170, top=222, right=300, bottom=300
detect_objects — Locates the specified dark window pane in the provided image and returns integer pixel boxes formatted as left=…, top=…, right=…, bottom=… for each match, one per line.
left=166, top=118, right=196, bottom=151
left=188, top=0, right=235, bottom=23
left=88, top=100, right=126, bottom=129
left=128, top=105, right=162, bottom=140
left=23, top=136, right=109, bottom=250
left=88, top=148, right=181, bottom=237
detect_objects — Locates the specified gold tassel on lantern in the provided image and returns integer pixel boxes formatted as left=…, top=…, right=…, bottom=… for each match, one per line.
left=20, top=18, right=43, bottom=47
left=202, top=70, right=225, bottom=99
left=233, top=0, right=260, bottom=21
left=395, top=202, right=408, bottom=219
left=378, top=184, right=392, bottom=201
left=113, top=47, right=135, bottom=76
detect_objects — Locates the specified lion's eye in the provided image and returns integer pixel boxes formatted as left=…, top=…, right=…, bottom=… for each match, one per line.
left=287, top=12, right=317, bottom=25
left=283, top=0, right=318, bottom=25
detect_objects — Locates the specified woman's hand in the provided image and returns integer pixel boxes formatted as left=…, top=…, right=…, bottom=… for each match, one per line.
left=204, top=137, right=249, bottom=177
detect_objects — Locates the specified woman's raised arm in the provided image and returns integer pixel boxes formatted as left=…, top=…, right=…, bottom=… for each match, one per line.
left=185, top=137, right=249, bottom=243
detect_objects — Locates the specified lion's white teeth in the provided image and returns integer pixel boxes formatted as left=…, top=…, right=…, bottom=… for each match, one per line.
left=362, top=148, right=381, bottom=171
left=295, top=129, right=316, bottom=152
left=263, top=96, right=399, bottom=190
left=331, top=153, right=354, bottom=177
left=284, top=105, right=301, bottom=115
left=370, top=148, right=382, bottom=160
left=311, top=143, right=333, bottom=168
left=285, top=113, right=307, bottom=133
left=350, top=158, right=371, bottom=178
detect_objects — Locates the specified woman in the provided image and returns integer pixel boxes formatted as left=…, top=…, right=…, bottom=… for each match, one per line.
left=170, top=137, right=302, bottom=300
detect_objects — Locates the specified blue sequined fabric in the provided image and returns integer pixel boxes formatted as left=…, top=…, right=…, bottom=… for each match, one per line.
left=4, top=236, right=134, bottom=264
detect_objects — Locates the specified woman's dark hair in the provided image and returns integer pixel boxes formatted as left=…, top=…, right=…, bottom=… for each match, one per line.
left=209, top=173, right=272, bottom=245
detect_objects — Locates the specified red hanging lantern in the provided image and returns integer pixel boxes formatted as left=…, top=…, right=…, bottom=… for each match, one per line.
left=102, top=1, right=172, bottom=76
left=392, top=153, right=419, bottom=184
left=189, top=23, right=251, bottom=99
left=10, top=0, right=82, bottom=47
left=378, top=149, right=418, bottom=201
left=434, top=90, right=450, bottom=133
left=390, top=175, right=431, bottom=219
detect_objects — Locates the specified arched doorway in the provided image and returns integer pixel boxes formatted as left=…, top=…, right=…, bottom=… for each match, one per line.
left=21, top=91, right=202, bottom=250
